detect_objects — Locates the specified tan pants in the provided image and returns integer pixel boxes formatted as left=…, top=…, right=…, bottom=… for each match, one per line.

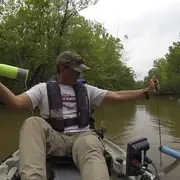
left=19, top=116, right=110, bottom=180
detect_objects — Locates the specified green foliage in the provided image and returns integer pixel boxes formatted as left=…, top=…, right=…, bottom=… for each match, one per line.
left=0, top=0, right=135, bottom=92
left=144, top=40, right=180, bottom=94
left=134, top=80, right=145, bottom=90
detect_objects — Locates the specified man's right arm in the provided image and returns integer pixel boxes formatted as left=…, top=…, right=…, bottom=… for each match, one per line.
left=0, top=82, right=33, bottom=109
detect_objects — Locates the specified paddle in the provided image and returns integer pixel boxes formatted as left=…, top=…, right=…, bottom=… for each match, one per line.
left=0, top=64, right=29, bottom=82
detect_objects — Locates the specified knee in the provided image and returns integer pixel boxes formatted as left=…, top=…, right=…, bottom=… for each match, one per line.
left=21, top=116, right=49, bottom=131
left=82, top=135, right=104, bottom=153
left=73, top=135, right=105, bottom=168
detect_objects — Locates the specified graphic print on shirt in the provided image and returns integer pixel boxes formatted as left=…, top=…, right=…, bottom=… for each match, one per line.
left=62, top=94, right=76, bottom=109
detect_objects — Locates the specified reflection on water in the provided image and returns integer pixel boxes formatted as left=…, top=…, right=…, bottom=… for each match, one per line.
left=0, top=96, right=180, bottom=179
left=94, top=97, right=180, bottom=180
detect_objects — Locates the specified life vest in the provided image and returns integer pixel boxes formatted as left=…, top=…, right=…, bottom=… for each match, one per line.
left=45, top=75, right=93, bottom=132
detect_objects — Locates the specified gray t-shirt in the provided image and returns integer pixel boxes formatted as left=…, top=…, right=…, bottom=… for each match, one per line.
left=25, top=83, right=107, bottom=132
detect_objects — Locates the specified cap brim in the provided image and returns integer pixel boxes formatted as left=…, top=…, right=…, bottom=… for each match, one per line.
left=71, top=64, right=90, bottom=73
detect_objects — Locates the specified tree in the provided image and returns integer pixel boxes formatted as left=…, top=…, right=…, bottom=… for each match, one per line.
left=0, top=0, right=136, bottom=93
left=144, top=40, right=180, bottom=94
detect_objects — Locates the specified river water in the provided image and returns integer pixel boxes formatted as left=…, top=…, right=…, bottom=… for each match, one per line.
left=0, top=96, right=180, bottom=179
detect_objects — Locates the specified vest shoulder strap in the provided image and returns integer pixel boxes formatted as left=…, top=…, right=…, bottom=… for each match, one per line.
left=46, top=81, right=63, bottom=117
left=73, top=82, right=89, bottom=115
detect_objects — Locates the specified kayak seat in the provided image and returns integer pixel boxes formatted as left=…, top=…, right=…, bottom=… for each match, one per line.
left=46, top=150, right=112, bottom=177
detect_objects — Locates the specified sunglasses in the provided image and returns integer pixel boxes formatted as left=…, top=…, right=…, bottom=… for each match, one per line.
left=64, top=59, right=84, bottom=67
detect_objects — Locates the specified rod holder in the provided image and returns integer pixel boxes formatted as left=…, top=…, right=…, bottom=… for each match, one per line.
left=159, top=145, right=180, bottom=159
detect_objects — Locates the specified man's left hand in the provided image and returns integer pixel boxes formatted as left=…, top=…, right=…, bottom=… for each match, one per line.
left=146, top=76, right=160, bottom=94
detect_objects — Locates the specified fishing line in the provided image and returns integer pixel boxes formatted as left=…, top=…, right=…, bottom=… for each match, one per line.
left=156, top=101, right=162, bottom=166
left=154, top=78, right=163, bottom=167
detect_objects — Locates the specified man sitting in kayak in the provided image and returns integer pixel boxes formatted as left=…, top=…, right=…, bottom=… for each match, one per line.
left=0, top=51, right=159, bottom=180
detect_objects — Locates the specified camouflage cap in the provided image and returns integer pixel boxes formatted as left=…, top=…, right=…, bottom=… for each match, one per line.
left=56, top=51, right=90, bottom=73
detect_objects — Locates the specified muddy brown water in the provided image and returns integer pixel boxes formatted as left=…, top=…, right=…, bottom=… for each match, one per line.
left=0, top=96, right=180, bottom=179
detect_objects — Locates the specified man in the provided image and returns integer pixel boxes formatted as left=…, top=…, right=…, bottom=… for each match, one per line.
left=0, top=51, right=159, bottom=180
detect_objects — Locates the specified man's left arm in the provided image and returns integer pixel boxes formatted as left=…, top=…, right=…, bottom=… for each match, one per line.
left=102, top=89, right=147, bottom=104
left=101, top=77, right=159, bottom=105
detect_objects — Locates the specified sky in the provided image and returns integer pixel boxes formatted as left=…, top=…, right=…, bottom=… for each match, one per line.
left=80, top=0, right=180, bottom=80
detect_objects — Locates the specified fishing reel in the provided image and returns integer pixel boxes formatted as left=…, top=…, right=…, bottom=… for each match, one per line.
left=126, top=137, right=159, bottom=180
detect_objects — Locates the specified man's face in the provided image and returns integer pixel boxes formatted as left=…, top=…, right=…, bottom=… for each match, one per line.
left=60, top=66, right=80, bottom=84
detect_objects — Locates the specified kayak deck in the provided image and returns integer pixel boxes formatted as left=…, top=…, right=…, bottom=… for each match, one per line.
left=52, top=165, right=80, bottom=180
left=0, top=138, right=129, bottom=180
left=46, top=150, right=112, bottom=180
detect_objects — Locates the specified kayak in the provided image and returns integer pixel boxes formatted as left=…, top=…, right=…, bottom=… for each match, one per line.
left=0, top=137, right=157, bottom=180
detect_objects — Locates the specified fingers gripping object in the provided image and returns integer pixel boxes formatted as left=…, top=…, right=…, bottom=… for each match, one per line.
left=154, top=79, right=159, bottom=91
left=0, top=64, right=29, bottom=82
left=151, top=75, right=159, bottom=91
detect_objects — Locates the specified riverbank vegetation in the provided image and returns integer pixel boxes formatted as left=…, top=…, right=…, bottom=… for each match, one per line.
left=144, top=40, right=180, bottom=94
left=0, top=0, right=180, bottom=95
left=0, top=0, right=135, bottom=94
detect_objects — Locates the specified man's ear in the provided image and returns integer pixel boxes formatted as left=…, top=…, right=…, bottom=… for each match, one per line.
left=58, top=66, right=65, bottom=73
left=56, top=66, right=60, bottom=73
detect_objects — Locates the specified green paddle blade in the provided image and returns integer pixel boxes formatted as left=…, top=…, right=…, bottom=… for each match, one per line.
left=0, top=64, right=29, bottom=82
